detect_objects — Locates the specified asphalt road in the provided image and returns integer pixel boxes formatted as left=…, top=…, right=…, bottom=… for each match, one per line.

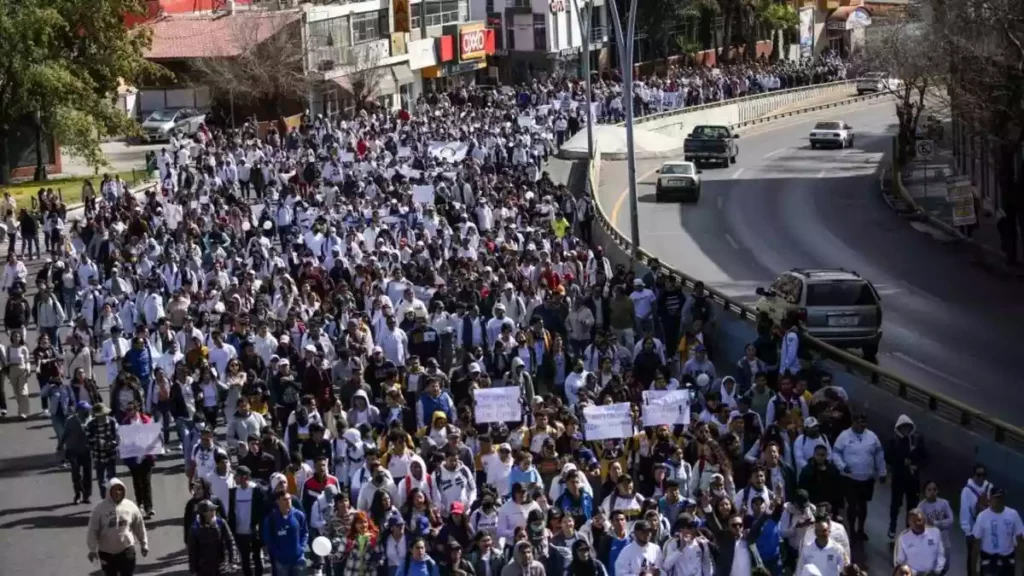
left=599, top=99, right=1024, bottom=428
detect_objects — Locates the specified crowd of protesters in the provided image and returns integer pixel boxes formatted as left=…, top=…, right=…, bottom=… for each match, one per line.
left=0, top=56, right=1018, bottom=576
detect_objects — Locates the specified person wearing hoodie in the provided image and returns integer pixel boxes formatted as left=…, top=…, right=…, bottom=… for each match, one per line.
left=503, top=356, right=536, bottom=407
left=347, top=389, right=381, bottom=428
left=396, top=456, right=444, bottom=509
left=555, top=469, right=595, bottom=526
left=498, top=482, right=542, bottom=540
left=501, top=540, right=547, bottom=576
left=334, top=427, right=368, bottom=483
left=886, top=414, right=929, bottom=539
left=960, top=463, right=993, bottom=576
left=184, top=477, right=227, bottom=543
left=830, top=413, right=886, bottom=541
left=357, top=467, right=398, bottom=512
left=614, top=519, right=662, bottom=576
left=226, top=397, right=267, bottom=458
left=436, top=445, right=477, bottom=518
left=416, top=378, right=455, bottom=429
left=262, top=487, right=308, bottom=576
left=187, top=499, right=237, bottom=576
left=661, top=513, right=714, bottom=576
left=87, top=478, right=149, bottom=575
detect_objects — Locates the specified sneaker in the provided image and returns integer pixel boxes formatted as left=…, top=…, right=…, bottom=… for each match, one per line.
left=145, top=508, right=155, bottom=519
left=82, top=498, right=91, bottom=505
left=0, top=409, right=7, bottom=416
left=19, top=414, right=27, bottom=421
left=73, top=495, right=81, bottom=505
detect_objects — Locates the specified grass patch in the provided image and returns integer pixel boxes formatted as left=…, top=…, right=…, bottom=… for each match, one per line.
left=3, top=169, right=153, bottom=209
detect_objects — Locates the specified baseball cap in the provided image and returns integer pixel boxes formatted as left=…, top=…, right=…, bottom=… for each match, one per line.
left=450, top=502, right=466, bottom=515
left=804, top=417, right=820, bottom=428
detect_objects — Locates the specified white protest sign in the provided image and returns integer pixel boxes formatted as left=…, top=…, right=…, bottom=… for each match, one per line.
left=118, top=422, right=166, bottom=460
left=398, top=147, right=413, bottom=158
left=339, top=152, right=355, bottom=162
left=475, top=387, right=522, bottom=423
left=517, top=115, right=534, bottom=129
left=412, top=185, right=435, bottom=205
left=642, top=390, right=691, bottom=427
left=583, top=403, right=634, bottom=441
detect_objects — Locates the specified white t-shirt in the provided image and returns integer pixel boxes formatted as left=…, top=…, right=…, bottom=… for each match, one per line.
left=972, top=507, right=1024, bottom=556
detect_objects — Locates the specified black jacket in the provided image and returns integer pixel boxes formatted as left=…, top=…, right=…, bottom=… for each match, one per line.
left=798, top=461, right=845, bottom=513
left=886, top=422, right=928, bottom=480
left=187, top=517, right=237, bottom=576
left=228, top=484, right=268, bottom=538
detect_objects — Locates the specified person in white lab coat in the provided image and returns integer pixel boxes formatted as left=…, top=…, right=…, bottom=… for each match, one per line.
left=100, top=325, right=131, bottom=384
left=893, top=508, right=946, bottom=576
left=796, top=517, right=847, bottom=576
left=375, top=315, right=408, bottom=367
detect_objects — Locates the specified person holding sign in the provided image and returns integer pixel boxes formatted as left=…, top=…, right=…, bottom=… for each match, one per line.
left=120, top=401, right=157, bottom=519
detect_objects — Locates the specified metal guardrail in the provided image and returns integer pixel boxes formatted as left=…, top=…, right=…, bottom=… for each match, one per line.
left=588, top=87, right=1024, bottom=451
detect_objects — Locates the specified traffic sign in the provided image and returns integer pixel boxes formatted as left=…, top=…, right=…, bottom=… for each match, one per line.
left=916, top=139, right=934, bottom=160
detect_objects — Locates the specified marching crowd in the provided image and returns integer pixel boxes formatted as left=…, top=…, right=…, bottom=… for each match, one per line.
left=0, top=58, right=1018, bottom=576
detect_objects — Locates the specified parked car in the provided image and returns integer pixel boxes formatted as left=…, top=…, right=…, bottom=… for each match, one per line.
left=856, top=72, right=904, bottom=95
left=139, top=108, right=206, bottom=142
left=755, top=268, right=883, bottom=360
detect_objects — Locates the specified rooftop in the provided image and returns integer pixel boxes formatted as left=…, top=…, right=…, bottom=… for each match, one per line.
left=144, top=9, right=301, bottom=60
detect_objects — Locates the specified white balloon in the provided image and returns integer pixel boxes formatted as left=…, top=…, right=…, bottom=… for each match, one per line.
left=696, top=374, right=710, bottom=388
left=242, top=221, right=252, bottom=232
left=311, top=536, right=332, bottom=557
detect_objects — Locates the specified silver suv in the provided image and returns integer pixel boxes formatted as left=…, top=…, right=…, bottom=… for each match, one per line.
left=754, top=268, right=883, bottom=360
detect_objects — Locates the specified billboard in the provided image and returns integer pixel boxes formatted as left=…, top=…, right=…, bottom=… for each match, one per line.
left=799, top=7, right=814, bottom=59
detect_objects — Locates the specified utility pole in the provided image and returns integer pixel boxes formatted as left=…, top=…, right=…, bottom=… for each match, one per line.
left=569, top=0, right=594, bottom=162
left=607, top=0, right=640, bottom=260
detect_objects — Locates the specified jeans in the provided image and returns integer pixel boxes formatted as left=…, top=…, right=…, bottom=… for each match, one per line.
left=69, top=452, right=93, bottom=499
left=61, top=287, right=77, bottom=319
left=51, top=411, right=67, bottom=451
left=889, top=474, right=920, bottom=532
left=98, top=547, right=136, bottom=576
left=236, top=533, right=263, bottom=576
left=272, top=561, right=306, bottom=576
left=21, top=233, right=40, bottom=260
left=176, top=417, right=196, bottom=460
left=96, top=460, right=118, bottom=498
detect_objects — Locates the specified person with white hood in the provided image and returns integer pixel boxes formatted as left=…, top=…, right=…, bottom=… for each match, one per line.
left=960, top=463, right=993, bottom=576
left=614, top=519, right=663, bottom=576
left=831, top=412, right=886, bottom=541
left=549, top=462, right=594, bottom=504
left=333, top=427, right=367, bottom=483
left=793, top=418, right=832, bottom=477
left=483, top=442, right=515, bottom=497
left=349, top=446, right=392, bottom=506
left=395, top=455, right=443, bottom=510
left=796, top=517, right=847, bottom=576
left=347, top=390, right=380, bottom=427
left=498, top=483, right=542, bottom=540
left=357, top=467, right=397, bottom=512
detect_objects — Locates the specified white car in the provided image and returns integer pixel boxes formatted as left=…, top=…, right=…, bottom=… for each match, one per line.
left=809, top=121, right=854, bottom=149
left=856, top=72, right=903, bottom=95
left=139, top=107, right=206, bottom=142
left=654, top=161, right=702, bottom=202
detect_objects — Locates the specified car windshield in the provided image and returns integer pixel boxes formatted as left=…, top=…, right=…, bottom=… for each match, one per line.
left=662, top=164, right=694, bottom=175
left=806, top=281, right=878, bottom=307
left=691, top=126, right=730, bottom=139
left=814, top=122, right=842, bottom=130
left=147, top=110, right=178, bottom=122
left=862, top=72, right=884, bottom=79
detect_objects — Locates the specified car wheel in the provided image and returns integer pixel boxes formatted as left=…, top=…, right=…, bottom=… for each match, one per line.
left=810, top=142, right=817, bottom=150
left=729, top=154, right=737, bottom=165
left=862, top=342, right=879, bottom=362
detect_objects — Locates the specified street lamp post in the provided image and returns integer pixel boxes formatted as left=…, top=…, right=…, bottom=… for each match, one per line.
left=569, top=0, right=595, bottom=163
left=607, top=0, right=640, bottom=260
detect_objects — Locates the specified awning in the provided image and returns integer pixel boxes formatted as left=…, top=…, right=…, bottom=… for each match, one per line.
left=827, top=6, right=872, bottom=30
left=331, top=75, right=354, bottom=93
left=376, top=70, right=397, bottom=96
left=392, top=63, right=415, bottom=87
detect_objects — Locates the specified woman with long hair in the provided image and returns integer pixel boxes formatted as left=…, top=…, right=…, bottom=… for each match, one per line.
left=402, top=487, right=431, bottom=528
left=370, top=489, right=402, bottom=533
left=335, top=510, right=380, bottom=576
left=380, top=515, right=409, bottom=576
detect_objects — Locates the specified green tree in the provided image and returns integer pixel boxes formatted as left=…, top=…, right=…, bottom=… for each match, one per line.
left=635, top=0, right=691, bottom=59
left=0, top=0, right=159, bottom=184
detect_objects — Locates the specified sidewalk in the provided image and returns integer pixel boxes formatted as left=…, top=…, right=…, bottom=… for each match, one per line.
left=899, top=138, right=1024, bottom=277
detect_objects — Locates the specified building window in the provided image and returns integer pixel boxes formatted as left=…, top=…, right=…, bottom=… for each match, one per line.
left=411, top=0, right=462, bottom=28
left=533, top=13, right=547, bottom=52
left=352, top=12, right=381, bottom=44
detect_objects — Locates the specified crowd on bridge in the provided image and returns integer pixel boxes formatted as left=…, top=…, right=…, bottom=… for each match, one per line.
left=0, top=55, right=1018, bottom=576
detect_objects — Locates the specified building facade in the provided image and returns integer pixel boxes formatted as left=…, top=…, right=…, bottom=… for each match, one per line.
left=791, top=0, right=874, bottom=59
left=469, top=0, right=607, bottom=83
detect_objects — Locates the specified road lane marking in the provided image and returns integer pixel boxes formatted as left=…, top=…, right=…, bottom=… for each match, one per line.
left=725, top=234, right=739, bottom=249
left=890, top=352, right=978, bottom=390
left=608, top=99, right=888, bottom=227
left=732, top=167, right=746, bottom=180
left=763, top=148, right=788, bottom=159
left=610, top=164, right=661, bottom=228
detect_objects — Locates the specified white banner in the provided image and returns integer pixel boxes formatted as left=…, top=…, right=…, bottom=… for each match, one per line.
left=475, top=387, right=522, bottom=423
left=517, top=115, right=534, bottom=129
left=428, top=141, right=470, bottom=163
left=412, top=185, right=435, bottom=205
left=642, top=390, right=692, bottom=427
left=583, top=403, right=634, bottom=440
left=118, top=422, right=166, bottom=460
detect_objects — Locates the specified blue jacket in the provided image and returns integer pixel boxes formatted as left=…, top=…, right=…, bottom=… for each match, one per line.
left=126, top=346, right=153, bottom=384
left=395, top=555, right=440, bottom=576
left=752, top=515, right=781, bottom=561
left=555, top=489, right=594, bottom=522
left=261, top=508, right=307, bottom=566
left=508, top=466, right=542, bottom=496
left=417, top=392, right=454, bottom=427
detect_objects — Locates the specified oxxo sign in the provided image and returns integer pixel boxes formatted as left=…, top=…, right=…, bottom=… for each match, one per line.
left=460, top=28, right=487, bottom=60
left=550, top=0, right=567, bottom=12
